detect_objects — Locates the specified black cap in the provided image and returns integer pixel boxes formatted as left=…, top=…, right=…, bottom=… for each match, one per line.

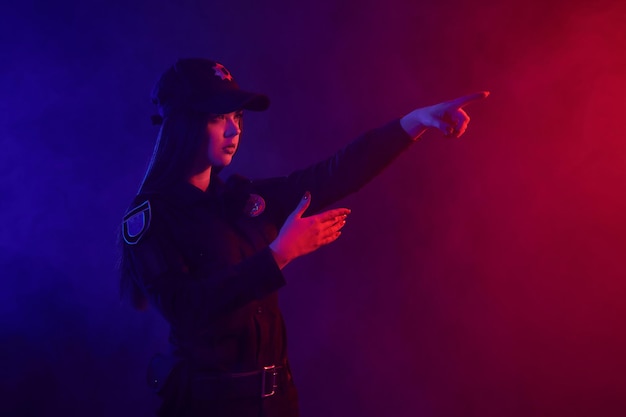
left=151, top=58, right=270, bottom=120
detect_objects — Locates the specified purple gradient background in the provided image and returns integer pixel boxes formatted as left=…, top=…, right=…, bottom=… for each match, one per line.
left=2, top=0, right=625, bottom=416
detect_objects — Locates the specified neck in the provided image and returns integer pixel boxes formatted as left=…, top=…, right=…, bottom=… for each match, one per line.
left=188, top=166, right=212, bottom=192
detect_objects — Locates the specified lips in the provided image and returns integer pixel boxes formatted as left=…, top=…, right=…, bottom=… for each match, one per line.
left=223, top=145, right=236, bottom=154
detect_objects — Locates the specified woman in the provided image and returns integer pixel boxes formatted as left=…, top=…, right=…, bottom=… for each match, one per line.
left=120, top=58, right=488, bottom=416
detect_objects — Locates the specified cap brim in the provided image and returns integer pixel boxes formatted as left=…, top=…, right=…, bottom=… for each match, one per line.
left=192, top=89, right=270, bottom=114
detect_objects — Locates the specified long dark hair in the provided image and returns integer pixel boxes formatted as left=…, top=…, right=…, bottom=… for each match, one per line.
left=141, top=110, right=213, bottom=193
left=119, top=110, right=212, bottom=310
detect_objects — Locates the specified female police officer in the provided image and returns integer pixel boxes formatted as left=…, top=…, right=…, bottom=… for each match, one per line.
left=120, top=58, right=488, bottom=416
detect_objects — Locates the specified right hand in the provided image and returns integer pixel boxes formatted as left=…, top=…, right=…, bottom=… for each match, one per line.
left=400, top=91, right=490, bottom=138
left=270, top=192, right=350, bottom=269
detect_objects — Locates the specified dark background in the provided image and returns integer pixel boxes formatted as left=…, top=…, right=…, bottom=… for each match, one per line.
left=2, top=0, right=625, bottom=416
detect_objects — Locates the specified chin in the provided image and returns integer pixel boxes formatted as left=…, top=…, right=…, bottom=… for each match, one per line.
left=217, top=158, right=233, bottom=168
left=209, top=157, right=233, bottom=168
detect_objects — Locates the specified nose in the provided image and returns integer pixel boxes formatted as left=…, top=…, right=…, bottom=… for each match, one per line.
left=224, top=115, right=241, bottom=138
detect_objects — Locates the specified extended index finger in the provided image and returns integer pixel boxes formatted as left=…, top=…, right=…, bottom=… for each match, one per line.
left=447, top=91, right=490, bottom=108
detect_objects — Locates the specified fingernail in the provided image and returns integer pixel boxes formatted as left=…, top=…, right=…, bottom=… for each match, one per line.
left=303, top=191, right=310, bottom=200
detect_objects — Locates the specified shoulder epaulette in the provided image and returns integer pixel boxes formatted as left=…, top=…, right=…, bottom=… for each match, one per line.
left=122, top=200, right=152, bottom=245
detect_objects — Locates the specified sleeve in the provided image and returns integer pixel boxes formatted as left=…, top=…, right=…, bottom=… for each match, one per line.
left=122, top=199, right=286, bottom=327
left=253, top=119, right=414, bottom=220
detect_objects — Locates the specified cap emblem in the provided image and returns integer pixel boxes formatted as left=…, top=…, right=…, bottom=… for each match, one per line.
left=213, top=63, right=233, bottom=81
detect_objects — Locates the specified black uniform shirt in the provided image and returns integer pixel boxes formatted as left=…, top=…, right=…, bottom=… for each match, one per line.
left=122, top=120, right=413, bottom=413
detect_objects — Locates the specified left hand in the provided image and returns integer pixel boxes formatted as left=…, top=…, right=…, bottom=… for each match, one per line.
left=400, top=91, right=490, bottom=139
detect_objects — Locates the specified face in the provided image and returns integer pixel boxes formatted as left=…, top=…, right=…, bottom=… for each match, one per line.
left=202, top=110, right=243, bottom=168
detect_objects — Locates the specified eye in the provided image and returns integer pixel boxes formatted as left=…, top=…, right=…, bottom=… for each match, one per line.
left=208, top=114, right=226, bottom=123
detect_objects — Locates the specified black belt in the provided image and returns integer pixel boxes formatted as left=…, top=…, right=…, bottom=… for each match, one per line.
left=191, top=365, right=286, bottom=401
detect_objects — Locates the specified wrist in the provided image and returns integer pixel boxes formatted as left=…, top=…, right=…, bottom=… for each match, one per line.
left=400, top=113, right=427, bottom=140
left=269, top=243, right=290, bottom=270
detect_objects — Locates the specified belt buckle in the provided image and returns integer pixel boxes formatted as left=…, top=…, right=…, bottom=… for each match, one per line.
left=261, top=365, right=278, bottom=398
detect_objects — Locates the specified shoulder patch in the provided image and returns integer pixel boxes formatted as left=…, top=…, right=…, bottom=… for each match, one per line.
left=122, top=200, right=152, bottom=245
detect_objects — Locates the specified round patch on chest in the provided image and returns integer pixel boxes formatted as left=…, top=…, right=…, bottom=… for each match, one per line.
left=244, top=194, right=266, bottom=217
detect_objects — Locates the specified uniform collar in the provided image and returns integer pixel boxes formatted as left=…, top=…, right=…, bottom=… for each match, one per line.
left=159, top=175, right=251, bottom=213
left=162, top=177, right=226, bottom=206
